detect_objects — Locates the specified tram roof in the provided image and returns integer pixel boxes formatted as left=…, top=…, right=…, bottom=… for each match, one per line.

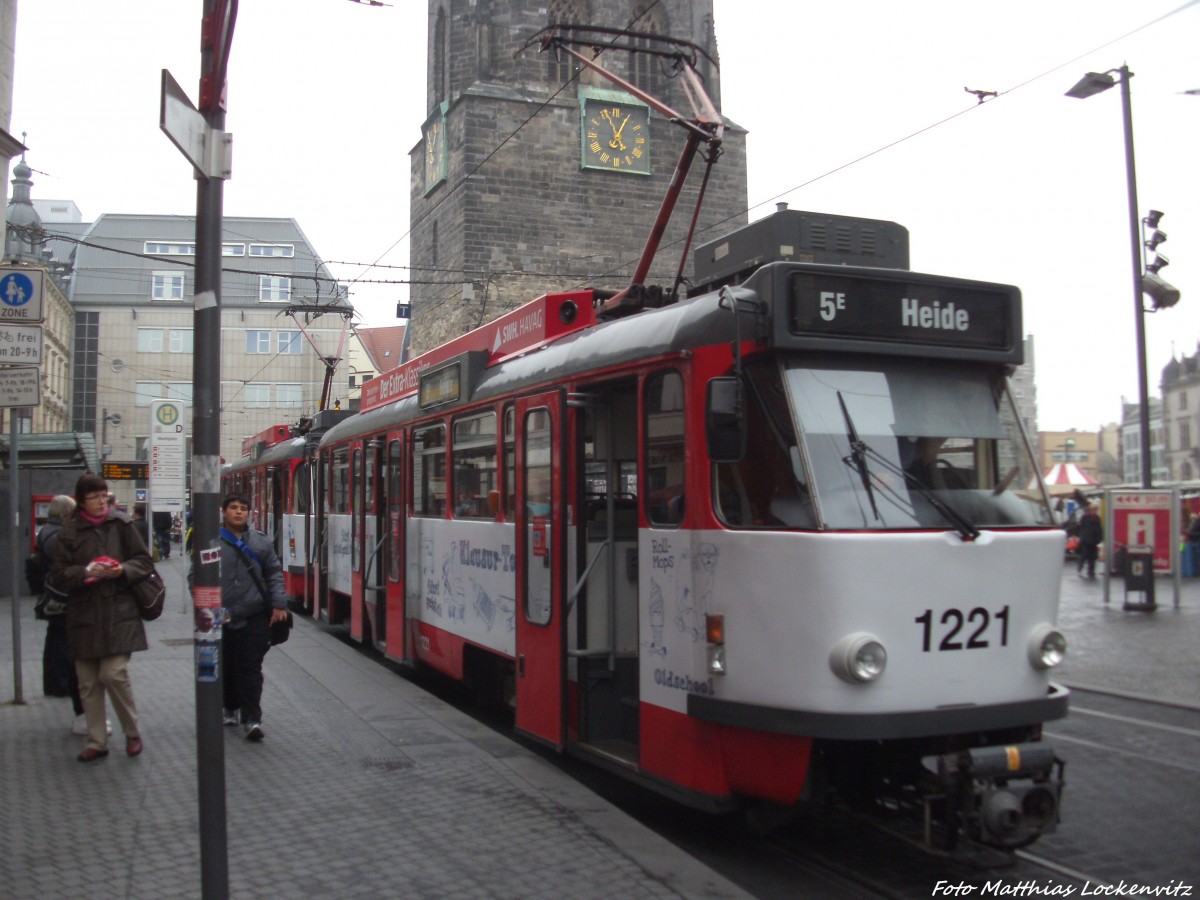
left=225, top=435, right=308, bottom=473
left=320, top=261, right=1022, bottom=446
left=320, top=286, right=740, bottom=446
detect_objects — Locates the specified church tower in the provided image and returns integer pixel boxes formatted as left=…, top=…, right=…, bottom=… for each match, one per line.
left=408, top=0, right=747, bottom=353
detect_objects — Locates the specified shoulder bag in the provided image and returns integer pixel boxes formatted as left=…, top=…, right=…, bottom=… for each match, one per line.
left=129, top=568, right=167, bottom=621
left=34, top=584, right=69, bottom=620
left=118, top=520, right=166, bottom=620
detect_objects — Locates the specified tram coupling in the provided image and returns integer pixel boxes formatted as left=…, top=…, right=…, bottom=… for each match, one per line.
left=925, top=741, right=1065, bottom=850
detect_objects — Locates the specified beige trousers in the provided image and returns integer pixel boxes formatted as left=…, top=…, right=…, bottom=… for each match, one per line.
left=75, top=654, right=139, bottom=750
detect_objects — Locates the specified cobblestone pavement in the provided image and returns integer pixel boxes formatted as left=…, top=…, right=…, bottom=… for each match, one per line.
left=0, top=554, right=748, bottom=900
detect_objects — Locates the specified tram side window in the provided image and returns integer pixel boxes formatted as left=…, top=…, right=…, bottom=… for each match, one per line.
left=453, top=411, right=498, bottom=518
left=351, top=449, right=362, bottom=518
left=413, top=424, right=447, bottom=517
left=331, top=449, right=350, bottom=515
left=715, top=362, right=816, bottom=529
left=523, top=409, right=553, bottom=626
left=645, top=370, right=686, bottom=526
left=293, top=462, right=310, bottom=515
left=503, top=406, right=516, bottom=520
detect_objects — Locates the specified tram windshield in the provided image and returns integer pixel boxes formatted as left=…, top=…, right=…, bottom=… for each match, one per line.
left=713, top=356, right=1054, bottom=531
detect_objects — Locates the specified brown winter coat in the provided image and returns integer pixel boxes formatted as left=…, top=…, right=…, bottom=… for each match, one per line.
left=50, top=509, right=154, bottom=660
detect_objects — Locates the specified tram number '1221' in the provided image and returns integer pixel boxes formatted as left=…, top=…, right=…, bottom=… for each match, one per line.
left=915, top=606, right=1010, bottom=652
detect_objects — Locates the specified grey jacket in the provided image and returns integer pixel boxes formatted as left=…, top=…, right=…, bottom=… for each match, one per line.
left=220, top=526, right=286, bottom=629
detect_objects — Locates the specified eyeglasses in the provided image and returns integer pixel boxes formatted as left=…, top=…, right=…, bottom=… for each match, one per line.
left=83, top=493, right=109, bottom=503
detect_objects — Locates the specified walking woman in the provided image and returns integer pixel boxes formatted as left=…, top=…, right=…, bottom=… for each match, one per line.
left=50, top=473, right=154, bottom=761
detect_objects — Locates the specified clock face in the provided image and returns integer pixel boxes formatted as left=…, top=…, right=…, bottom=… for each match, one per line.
left=423, top=113, right=447, bottom=191
left=582, top=101, right=650, bottom=174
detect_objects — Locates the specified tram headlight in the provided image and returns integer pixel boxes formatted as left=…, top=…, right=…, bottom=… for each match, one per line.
left=1027, top=624, right=1067, bottom=670
left=830, top=632, right=888, bottom=684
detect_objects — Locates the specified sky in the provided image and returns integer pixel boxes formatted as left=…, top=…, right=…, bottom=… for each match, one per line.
left=7, top=0, right=1199, bottom=433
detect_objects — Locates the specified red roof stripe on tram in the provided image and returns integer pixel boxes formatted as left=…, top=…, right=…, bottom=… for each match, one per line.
left=358, top=291, right=595, bottom=412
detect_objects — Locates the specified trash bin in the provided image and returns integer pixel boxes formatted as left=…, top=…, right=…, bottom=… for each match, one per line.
left=1122, top=545, right=1156, bottom=611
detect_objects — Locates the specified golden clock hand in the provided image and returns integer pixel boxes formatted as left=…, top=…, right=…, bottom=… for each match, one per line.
left=609, top=114, right=630, bottom=152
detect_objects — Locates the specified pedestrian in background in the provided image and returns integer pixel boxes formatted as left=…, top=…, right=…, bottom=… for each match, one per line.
left=219, top=492, right=289, bottom=741
left=51, top=473, right=155, bottom=762
left=35, top=494, right=96, bottom=736
left=1184, top=513, right=1200, bottom=577
left=152, top=510, right=172, bottom=559
left=132, top=503, right=150, bottom=552
left=1077, top=501, right=1103, bottom=580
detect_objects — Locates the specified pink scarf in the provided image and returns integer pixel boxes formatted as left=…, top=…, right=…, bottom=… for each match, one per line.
left=78, top=508, right=110, bottom=527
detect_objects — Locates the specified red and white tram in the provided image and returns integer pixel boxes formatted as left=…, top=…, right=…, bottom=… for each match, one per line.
left=294, top=209, right=1068, bottom=850
left=223, top=415, right=349, bottom=613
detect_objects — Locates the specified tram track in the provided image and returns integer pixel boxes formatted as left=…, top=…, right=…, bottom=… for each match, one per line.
left=1061, top=681, right=1200, bottom=714
left=1048, top=683, right=1200, bottom=774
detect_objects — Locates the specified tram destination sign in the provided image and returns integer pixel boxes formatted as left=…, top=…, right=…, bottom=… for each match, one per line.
left=785, top=268, right=1020, bottom=363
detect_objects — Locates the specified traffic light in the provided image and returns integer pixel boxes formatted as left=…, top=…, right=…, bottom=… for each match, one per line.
left=1142, top=210, right=1181, bottom=310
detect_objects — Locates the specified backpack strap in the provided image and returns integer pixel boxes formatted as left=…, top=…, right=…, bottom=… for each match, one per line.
left=220, top=528, right=270, bottom=603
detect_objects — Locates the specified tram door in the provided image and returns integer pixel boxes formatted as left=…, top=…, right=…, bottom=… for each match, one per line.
left=268, top=466, right=283, bottom=558
left=350, top=444, right=365, bottom=640
left=514, top=390, right=566, bottom=748
left=573, top=380, right=640, bottom=763
left=367, top=434, right=388, bottom=653
left=385, top=434, right=407, bottom=663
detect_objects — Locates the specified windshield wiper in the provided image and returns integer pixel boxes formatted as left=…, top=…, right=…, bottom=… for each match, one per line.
left=837, top=391, right=880, bottom=521
left=836, top=392, right=980, bottom=541
left=887, top=450, right=981, bottom=541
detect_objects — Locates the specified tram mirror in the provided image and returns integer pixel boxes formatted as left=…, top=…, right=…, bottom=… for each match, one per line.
left=706, top=377, right=746, bottom=463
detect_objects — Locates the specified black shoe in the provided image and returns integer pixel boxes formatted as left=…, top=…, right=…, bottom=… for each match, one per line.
left=244, top=722, right=264, bottom=741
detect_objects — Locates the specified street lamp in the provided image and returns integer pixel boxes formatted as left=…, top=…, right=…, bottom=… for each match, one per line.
left=100, top=407, right=121, bottom=461
left=1066, top=66, right=1152, bottom=488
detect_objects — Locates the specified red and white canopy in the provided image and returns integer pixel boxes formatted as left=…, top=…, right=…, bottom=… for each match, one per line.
left=1041, top=463, right=1097, bottom=486
left=1031, top=462, right=1099, bottom=494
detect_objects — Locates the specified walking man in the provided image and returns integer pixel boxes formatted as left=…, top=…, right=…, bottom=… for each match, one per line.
left=219, top=493, right=289, bottom=740
left=1077, top=501, right=1103, bottom=580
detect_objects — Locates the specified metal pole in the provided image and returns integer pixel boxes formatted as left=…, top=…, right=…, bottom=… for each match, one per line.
left=8, top=410, right=22, bottom=703
left=1118, top=66, right=1153, bottom=488
left=192, top=2, right=234, bottom=896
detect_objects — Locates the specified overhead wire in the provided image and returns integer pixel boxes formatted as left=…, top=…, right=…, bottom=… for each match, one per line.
left=744, top=0, right=1200, bottom=219
left=21, top=3, right=1193, bottom=301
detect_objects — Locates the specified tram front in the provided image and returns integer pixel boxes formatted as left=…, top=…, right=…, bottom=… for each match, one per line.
left=689, top=264, right=1067, bottom=850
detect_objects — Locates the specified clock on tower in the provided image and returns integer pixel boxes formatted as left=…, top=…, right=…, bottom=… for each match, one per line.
left=423, top=102, right=448, bottom=192
left=580, top=89, right=651, bottom=175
